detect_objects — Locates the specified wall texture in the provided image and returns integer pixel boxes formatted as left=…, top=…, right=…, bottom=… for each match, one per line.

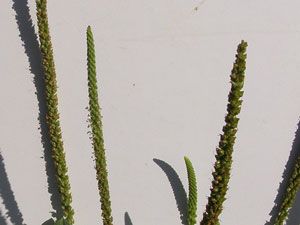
left=1, top=0, right=300, bottom=224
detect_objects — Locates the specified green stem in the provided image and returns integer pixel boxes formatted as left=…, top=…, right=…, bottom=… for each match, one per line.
left=35, top=0, right=74, bottom=224
left=87, top=26, right=113, bottom=225
left=200, top=40, right=248, bottom=225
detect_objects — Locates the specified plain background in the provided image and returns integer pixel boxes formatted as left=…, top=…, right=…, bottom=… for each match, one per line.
left=1, top=0, right=300, bottom=224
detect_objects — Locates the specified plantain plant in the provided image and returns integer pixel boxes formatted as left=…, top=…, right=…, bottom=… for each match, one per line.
left=35, top=1, right=114, bottom=223
left=179, top=40, right=300, bottom=225
left=86, top=26, right=114, bottom=225
left=178, top=41, right=247, bottom=225
left=35, top=0, right=74, bottom=224
left=31, top=1, right=300, bottom=224
left=200, top=40, right=248, bottom=225
left=274, top=154, right=300, bottom=225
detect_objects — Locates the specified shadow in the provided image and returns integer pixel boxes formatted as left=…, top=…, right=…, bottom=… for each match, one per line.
left=153, top=158, right=188, bottom=225
left=41, top=218, right=55, bottom=225
left=11, top=0, right=63, bottom=220
left=0, top=209, right=8, bottom=225
left=0, top=152, right=25, bottom=225
left=265, top=120, right=300, bottom=225
left=124, top=212, right=133, bottom=225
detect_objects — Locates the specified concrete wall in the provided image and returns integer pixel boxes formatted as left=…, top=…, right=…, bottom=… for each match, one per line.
left=1, top=0, right=300, bottom=224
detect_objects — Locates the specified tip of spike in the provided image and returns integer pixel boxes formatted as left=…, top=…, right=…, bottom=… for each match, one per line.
left=184, top=156, right=190, bottom=162
left=240, top=40, right=248, bottom=48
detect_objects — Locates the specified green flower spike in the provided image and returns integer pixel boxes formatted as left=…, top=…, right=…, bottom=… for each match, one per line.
left=54, top=218, right=70, bottom=225
left=35, top=0, right=74, bottom=224
left=200, top=40, right=248, bottom=225
left=86, top=26, right=113, bottom=225
left=184, top=156, right=198, bottom=225
left=274, top=155, right=300, bottom=224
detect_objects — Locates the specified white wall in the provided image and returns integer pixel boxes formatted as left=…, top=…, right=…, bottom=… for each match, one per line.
left=1, top=0, right=300, bottom=224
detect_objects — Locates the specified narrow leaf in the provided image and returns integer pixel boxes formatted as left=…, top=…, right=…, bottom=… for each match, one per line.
left=184, top=156, right=197, bottom=225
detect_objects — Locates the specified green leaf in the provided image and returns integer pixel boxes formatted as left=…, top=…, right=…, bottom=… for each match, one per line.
left=184, top=156, right=197, bottom=225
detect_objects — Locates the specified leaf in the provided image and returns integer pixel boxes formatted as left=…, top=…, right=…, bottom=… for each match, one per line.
left=184, top=156, right=198, bottom=225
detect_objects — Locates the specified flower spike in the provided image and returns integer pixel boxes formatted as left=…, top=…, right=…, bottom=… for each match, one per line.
left=35, top=0, right=74, bottom=224
left=86, top=26, right=114, bottom=225
left=200, top=40, right=248, bottom=225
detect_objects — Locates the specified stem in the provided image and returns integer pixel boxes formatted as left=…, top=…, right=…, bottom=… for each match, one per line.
left=35, top=1, right=74, bottom=224
left=200, top=40, right=248, bottom=225
left=87, top=26, right=114, bottom=225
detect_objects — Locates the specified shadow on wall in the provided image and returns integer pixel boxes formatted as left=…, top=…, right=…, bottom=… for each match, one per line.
left=265, top=119, right=300, bottom=225
left=124, top=212, right=133, bottom=225
left=41, top=218, right=56, bottom=225
left=153, top=158, right=188, bottom=225
left=0, top=151, right=25, bottom=225
left=0, top=209, right=8, bottom=225
left=11, top=0, right=63, bottom=220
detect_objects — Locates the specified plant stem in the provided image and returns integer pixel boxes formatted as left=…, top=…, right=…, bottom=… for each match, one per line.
left=200, top=40, right=248, bottom=225
left=35, top=0, right=74, bottom=224
left=274, top=156, right=300, bottom=224
left=184, top=156, right=198, bottom=225
left=87, top=26, right=114, bottom=225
